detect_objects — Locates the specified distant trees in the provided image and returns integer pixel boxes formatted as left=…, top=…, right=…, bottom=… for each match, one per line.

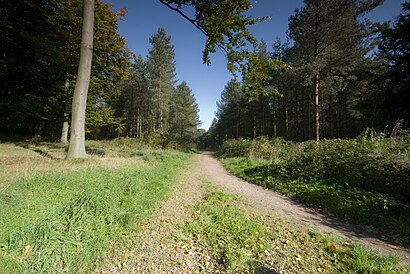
left=1, top=0, right=263, bottom=157
left=170, top=81, right=201, bottom=138
left=208, top=0, right=408, bottom=145
left=286, top=0, right=383, bottom=141
left=118, top=28, right=200, bottom=141
left=147, top=27, right=177, bottom=133
left=379, top=2, right=410, bottom=128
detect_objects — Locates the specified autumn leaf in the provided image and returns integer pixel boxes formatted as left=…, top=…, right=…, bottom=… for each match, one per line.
left=22, top=245, right=32, bottom=255
left=138, top=221, right=150, bottom=227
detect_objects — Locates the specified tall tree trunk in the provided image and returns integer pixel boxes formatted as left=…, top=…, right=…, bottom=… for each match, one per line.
left=314, top=0, right=321, bottom=142
left=273, top=97, right=277, bottom=138
left=60, top=79, right=70, bottom=144
left=315, top=73, right=320, bottom=142
left=61, top=113, right=70, bottom=144
left=66, top=0, right=94, bottom=159
left=329, top=94, right=334, bottom=138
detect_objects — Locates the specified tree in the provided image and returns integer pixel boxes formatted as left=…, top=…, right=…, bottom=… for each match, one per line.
left=3, top=0, right=261, bottom=157
left=158, top=0, right=266, bottom=68
left=287, top=0, right=383, bottom=141
left=379, top=2, right=410, bottom=128
left=0, top=0, right=75, bottom=135
left=169, top=81, right=201, bottom=138
left=66, top=0, right=94, bottom=159
left=146, top=27, right=177, bottom=133
left=119, top=55, right=150, bottom=137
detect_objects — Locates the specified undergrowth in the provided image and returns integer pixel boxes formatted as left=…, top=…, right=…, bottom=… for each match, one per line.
left=183, top=189, right=408, bottom=273
left=0, top=144, right=190, bottom=273
left=217, top=134, right=410, bottom=239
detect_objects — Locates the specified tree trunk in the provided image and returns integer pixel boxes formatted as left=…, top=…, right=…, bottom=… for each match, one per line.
left=60, top=79, right=70, bottom=144
left=61, top=115, right=70, bottom=144
left=235, top=103, right=239, bottom=138
left=314, top=0, right=321, bottom=142
left=66, top=0, right=94, bottom=159
left=273, top=97, right=277, bottom=138
left=315, top=73, right=320, bottom=142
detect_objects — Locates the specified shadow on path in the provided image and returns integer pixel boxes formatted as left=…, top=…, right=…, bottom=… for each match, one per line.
left=200, top=151, right=410, bottom=263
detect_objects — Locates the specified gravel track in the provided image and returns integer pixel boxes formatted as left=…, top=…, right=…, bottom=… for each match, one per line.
left=107, top=152, right=409, bottom=272
left=200, top=151, right=410, bottom=264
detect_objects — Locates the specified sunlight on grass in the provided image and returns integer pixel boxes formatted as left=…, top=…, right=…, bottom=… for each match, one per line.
left=0, top=142, right=191, bottom=273
left=182, top=188, right=408, bottom=273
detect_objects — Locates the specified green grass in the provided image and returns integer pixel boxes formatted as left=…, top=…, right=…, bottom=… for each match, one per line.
left=220, top=157, right=410, bottom=239
left=182, top=188, right=408, bottom=273
left=0, top=143, right=191, bottom=273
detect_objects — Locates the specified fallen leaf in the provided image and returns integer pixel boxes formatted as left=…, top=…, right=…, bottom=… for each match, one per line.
left=138, top=221, right=149, bottom=227
left=22, top=245, right=32, bottom=255
left=330, top=244, right=337, bottom=253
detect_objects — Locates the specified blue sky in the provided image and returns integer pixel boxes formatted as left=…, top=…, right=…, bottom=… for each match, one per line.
left=106, top=0, right=405, bottom=130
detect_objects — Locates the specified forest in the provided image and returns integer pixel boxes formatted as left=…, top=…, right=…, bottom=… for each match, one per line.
left=1, top=0, right=201, bottom=150
left=1, top=1, right=409, bottom=147
left=0, top=0, right=409, bottom=273
left=205, top=1, right=409, bottom=145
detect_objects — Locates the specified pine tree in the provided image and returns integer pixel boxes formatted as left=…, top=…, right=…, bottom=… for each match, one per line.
left=119, top=55, right=154, bottom=137
left=379, top=2, right=410, bottom=128
left=146, top=27, right=177, bottom=133
left=170, top=81, right=201, bottom=138
left=287, top=0, right=383, bottom=140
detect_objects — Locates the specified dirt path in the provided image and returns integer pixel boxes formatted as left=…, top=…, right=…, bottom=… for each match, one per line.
left=107, top=154, right=214, bottom=273
left=107, top=152, right=409, bottom=272
left=199, top=151, right=410, bottom=264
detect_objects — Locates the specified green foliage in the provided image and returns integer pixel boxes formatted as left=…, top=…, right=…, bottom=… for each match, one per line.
left=0, top=144, right=190, bottom=272
left=159, top=0, right=266, bottom=67
left=379, top=2, right=410, bottom=128
left=118, top=30, right=202, bottom=142
left=209, top=0, right=394, bottom=143
left=0, top=0, right=131, bottom=138
left=218, top=135, right=410, bottom=238
left=216, top=138, right=252, bottom=157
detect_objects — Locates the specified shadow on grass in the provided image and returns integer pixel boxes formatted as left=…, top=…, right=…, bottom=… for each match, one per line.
left=241, top=164, right=410, bottom=248
left=85, top=147, right=106, bottom=156
left=13, top=142, right=61, bottom=160
left=254, top=266, right=278, bottom=274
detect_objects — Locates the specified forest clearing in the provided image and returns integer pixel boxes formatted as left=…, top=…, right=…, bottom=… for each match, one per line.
left=1, top=0, right=409, bottom=273
left=0, top=139, right=409, bottom=273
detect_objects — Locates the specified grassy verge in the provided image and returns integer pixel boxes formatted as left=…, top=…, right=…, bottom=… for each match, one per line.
left=0, top=142, right=191, bottom=273
left=182, top=188, right=408, bottom=273
left=220, top=157, right=410, bottom=239
left=216, top=136, right=410, bottom=240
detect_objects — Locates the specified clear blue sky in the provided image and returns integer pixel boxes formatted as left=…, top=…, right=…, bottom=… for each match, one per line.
left=106, top=0, right=405, bottom=130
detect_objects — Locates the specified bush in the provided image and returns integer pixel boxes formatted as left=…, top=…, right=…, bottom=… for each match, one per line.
left=218, top=135, right=410, bottom=202
left=218, top=134, right=410, bottom=237
left=216, top=139, right=252, bottom=157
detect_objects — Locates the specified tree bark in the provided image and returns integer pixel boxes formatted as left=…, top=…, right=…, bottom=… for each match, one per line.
left=314, top=0, right=321, bottom=142
left=315, top=73, right=320, bottom=142
left=66, top=0, right=94, bottom=159
left=60, top=79, right=70, bottom=144
left=61, top=115, right=70, bottom=144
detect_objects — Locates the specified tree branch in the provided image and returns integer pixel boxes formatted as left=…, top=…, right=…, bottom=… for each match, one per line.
left=158, top=0, right=228, bottom=57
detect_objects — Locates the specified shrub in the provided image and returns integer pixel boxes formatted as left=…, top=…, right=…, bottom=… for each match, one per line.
left=218, top=135, right=410, bottom=202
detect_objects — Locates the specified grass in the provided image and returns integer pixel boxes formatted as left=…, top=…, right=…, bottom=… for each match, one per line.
left=220, top=157, right=410, bottom=239
left=181, top=187, right=409, bottom=273
left=0, top=141, right=191, bottom=273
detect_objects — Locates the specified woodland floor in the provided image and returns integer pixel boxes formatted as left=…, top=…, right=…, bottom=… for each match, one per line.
left=105, top=151, right=410, bottom=273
